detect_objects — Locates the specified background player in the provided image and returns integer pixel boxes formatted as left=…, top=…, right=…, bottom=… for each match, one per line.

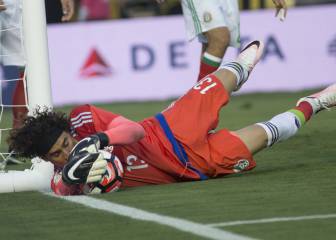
left=8, top=40, right=336, bottom=195
left=0, top=0, right=74, bottom=129
left=157, top=0, right=288, bottom=81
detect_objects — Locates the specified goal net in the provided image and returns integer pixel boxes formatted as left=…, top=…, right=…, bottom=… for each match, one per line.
left=0, top=0, right=27, bottom=169
left=0, top=0, right=54, bottom=192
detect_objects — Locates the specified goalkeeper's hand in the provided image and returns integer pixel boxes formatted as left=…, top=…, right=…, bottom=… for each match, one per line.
left=272, top=0, right=287, bottom=21
left=62, top=151, right=109, bottom=185
left=70, top=133, right=110, bottom=156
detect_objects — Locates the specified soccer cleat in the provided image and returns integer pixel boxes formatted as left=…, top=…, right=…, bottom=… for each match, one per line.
left=238, top=41, right=264, bottom=74
left=235, top=40, right=264, bottom=90
left=297, top=83, right=336, bottom=114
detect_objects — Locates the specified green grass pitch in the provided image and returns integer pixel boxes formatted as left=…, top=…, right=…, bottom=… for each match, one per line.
left=0, top=90, right=335, bottom=240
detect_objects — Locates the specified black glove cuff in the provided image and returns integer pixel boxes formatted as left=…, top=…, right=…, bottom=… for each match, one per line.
left=96, top=132, right=109, bottom=149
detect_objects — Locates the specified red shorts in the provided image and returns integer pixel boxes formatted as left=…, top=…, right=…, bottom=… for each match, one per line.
left=162, top=75, right=256, bottom=177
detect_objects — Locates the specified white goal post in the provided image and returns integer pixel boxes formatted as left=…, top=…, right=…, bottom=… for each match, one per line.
left=0, top=0, right=54, bottom=193
left=23, top=0, right=53, bottom=111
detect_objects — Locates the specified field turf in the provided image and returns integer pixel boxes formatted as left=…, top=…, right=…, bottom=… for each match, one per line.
left=0, top=90, right=335, bottom=240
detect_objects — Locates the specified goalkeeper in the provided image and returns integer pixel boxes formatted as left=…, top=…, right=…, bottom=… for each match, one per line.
left=8, top=41, right=336, bottom=195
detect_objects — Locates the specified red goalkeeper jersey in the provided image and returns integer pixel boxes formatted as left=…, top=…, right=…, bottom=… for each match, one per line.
left=69, top=105, right=204, bottom=188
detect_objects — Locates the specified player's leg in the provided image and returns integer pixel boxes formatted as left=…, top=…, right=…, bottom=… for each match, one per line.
left=1, top=2, right=28, bottom=129
left=213, top=40, right=264, bottom=93
left=200, top=40, right=265, bottom=175
left=12, top=69, right=28, bottom=129
left=180, top=0, right=240, bottom=81
left=235, top=83, right=336, bottom=154
left=162, top=40, right=264, bottom=148
left=197, top=27, right=231, bottom=81
left=190, top=40, right=264, bottom=174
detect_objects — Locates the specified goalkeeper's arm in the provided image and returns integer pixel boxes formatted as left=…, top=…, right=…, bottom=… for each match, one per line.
left=61, top=116, right=144, bottom=186
left=70, top=116, right=145, bottom=157
left=104, top=116, right=145, bottom=145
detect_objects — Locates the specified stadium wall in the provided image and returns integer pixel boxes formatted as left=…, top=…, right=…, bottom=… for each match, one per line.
left=47, top=5, right=336, bottom=106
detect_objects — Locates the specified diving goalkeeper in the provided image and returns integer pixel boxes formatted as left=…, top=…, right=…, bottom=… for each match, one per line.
left=8, top=41, right=336, bottom=195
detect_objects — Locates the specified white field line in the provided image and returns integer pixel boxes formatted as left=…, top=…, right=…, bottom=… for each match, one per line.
left=207, top=214, right=336, bottom=227
left=45, top=193, right=254, bottom=240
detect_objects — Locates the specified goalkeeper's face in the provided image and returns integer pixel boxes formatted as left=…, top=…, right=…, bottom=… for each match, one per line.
left=45, top=131, right=77, bottom=166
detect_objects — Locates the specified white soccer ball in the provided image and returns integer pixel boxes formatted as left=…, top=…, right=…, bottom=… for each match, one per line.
left=84, top=151, right=124, bottom=194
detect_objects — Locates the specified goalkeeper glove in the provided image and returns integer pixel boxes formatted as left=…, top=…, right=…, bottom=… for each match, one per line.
left=62, top=133, right=110, bottom=185
left=62, top=150, right=109, bottom=184
left=70, top=132, right=109, bottom=156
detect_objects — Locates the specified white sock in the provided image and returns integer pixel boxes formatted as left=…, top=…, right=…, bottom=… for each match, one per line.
left=203, top=52, right=222, bottom=66
left=219, top=61, right=248, bottom=90
left=256, top=112, right=301, bottom=147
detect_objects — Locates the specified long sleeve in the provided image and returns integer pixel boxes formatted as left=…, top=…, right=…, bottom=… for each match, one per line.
left=70, top=105, right=145, bottom=146
left=104, top=116, right=145, bottom=145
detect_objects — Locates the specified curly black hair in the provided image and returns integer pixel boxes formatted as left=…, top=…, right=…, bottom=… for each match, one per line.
left=7, top=108, right=71, bottom=158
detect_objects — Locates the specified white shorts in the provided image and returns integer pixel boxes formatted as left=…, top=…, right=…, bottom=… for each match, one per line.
left=0, top=0, right=24, bottom=66
left=181, top=0, right=240, bottom=48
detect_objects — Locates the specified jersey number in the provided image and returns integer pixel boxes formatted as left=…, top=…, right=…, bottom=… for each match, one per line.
left=126, top=155, right=148, bottom=172
left=193, top=77, right=217, bottom=94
